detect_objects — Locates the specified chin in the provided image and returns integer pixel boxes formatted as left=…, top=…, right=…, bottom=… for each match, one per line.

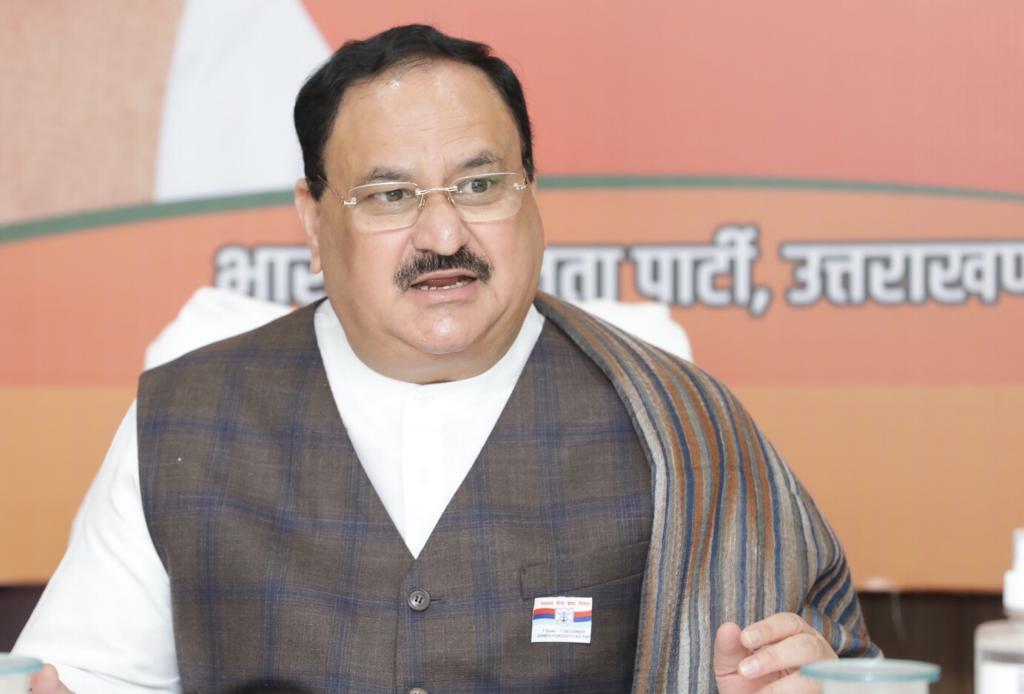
left=413, top=333, right=478, bottom=357
left=407, top=318, right=488, bottom=358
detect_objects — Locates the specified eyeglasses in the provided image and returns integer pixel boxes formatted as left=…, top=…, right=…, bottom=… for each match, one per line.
left=320, top=172, right=529, bottom=233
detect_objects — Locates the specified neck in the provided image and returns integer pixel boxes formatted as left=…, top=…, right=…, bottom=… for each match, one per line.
left=340, top=308, right=531, bottom=385
left=355, top=346, right=511, bottom=384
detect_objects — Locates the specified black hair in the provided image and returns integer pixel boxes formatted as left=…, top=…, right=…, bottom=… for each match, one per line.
left=294, top=24, right=534, bottom=199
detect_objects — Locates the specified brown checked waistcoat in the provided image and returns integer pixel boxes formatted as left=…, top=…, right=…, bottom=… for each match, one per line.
left=138, top=303, right=652, bottom=694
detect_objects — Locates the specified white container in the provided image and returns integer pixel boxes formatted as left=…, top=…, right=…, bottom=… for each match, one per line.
left=975, top=528, right=1024, bottom=694
left=0, top=654, right=42, bottom=694
left=800, top=658, right=940, bottom=693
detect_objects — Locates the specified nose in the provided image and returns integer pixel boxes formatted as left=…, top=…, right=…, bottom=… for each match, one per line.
left=410, top=191, right=471, bottom=256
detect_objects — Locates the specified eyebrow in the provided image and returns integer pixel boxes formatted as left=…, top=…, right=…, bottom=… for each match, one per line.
left=351, top=151, right=505, bottom=188
left=459, top=151, right=501, bottom=171
left=353, top=167, right=412, bottom=187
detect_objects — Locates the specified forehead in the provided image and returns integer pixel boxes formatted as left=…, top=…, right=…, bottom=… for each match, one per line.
left=325, top=60, right=521, bottom=185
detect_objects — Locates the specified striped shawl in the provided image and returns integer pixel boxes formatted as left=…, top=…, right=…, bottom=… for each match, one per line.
left=534, top=293, right=877, bottom=693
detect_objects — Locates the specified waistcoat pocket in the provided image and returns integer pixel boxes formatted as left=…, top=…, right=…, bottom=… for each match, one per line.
left=518, top=540, right=649, bottom=599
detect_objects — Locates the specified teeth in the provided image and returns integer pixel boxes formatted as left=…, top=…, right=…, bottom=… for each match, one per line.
left=415, top=278, right=471, bottom=291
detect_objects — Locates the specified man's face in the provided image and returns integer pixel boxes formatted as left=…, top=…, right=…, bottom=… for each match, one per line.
left=297, top=60, right=544, bottom=383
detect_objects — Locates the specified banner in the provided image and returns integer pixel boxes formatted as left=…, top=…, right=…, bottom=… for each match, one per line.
left=2, top=0, right=1022, bottom=589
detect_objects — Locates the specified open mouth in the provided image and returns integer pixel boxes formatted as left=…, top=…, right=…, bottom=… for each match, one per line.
left=411, top=273, right=477, bottom=291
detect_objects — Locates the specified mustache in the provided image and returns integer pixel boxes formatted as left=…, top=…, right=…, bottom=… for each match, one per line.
left=394, top=247, right=493, bottom=290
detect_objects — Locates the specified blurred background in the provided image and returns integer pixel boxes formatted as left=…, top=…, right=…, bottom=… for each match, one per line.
left=2, top=2, right=1023, bottom=691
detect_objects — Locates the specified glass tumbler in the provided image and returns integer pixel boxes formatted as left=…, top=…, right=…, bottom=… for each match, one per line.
left=0, top=654, right=42, bottom=694
left=801, top=658, right=940, bottom=694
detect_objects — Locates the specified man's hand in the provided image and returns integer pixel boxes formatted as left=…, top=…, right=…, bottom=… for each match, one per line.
left=30, top=664, right=73, bottom=693
left=714, top=612, right=837, bottom=693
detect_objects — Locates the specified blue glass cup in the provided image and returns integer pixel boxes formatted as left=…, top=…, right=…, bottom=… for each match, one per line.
left=0, top=654, right=42, bottom=693
left=801, top=658, right=940, bottom=694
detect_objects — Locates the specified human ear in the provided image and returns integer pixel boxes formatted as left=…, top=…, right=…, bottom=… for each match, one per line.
left=294, top=178, right=323, bottom=274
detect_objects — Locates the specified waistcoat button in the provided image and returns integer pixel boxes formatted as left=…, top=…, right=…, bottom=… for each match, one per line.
left=409, top=688, right=428, bottom=694
left=407, top=588, right=431, bottom=612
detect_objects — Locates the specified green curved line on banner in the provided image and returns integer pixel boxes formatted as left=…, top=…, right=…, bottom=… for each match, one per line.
left=0, top=191, right=294, bottom=246
left=2, top=176, right=1024, bottom=246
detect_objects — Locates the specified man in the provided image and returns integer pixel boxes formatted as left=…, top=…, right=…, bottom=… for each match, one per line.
left=19, top=24, right=876, bottom=693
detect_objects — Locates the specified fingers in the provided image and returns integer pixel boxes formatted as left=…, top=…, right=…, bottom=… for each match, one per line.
left=738, top=631, right=834, bottom=680
left=740, top=612, right=815, bottom=650
left=735, top=613, right=836, bottom=682
left=30, top=663, right=73, bottom=694
left=714, top=613, right=836, bottom=693
left=713, top=622, right=747, bottom=676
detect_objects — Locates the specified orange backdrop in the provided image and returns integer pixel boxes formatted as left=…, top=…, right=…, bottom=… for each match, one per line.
left=1, top=1, right=1022, bottom=589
